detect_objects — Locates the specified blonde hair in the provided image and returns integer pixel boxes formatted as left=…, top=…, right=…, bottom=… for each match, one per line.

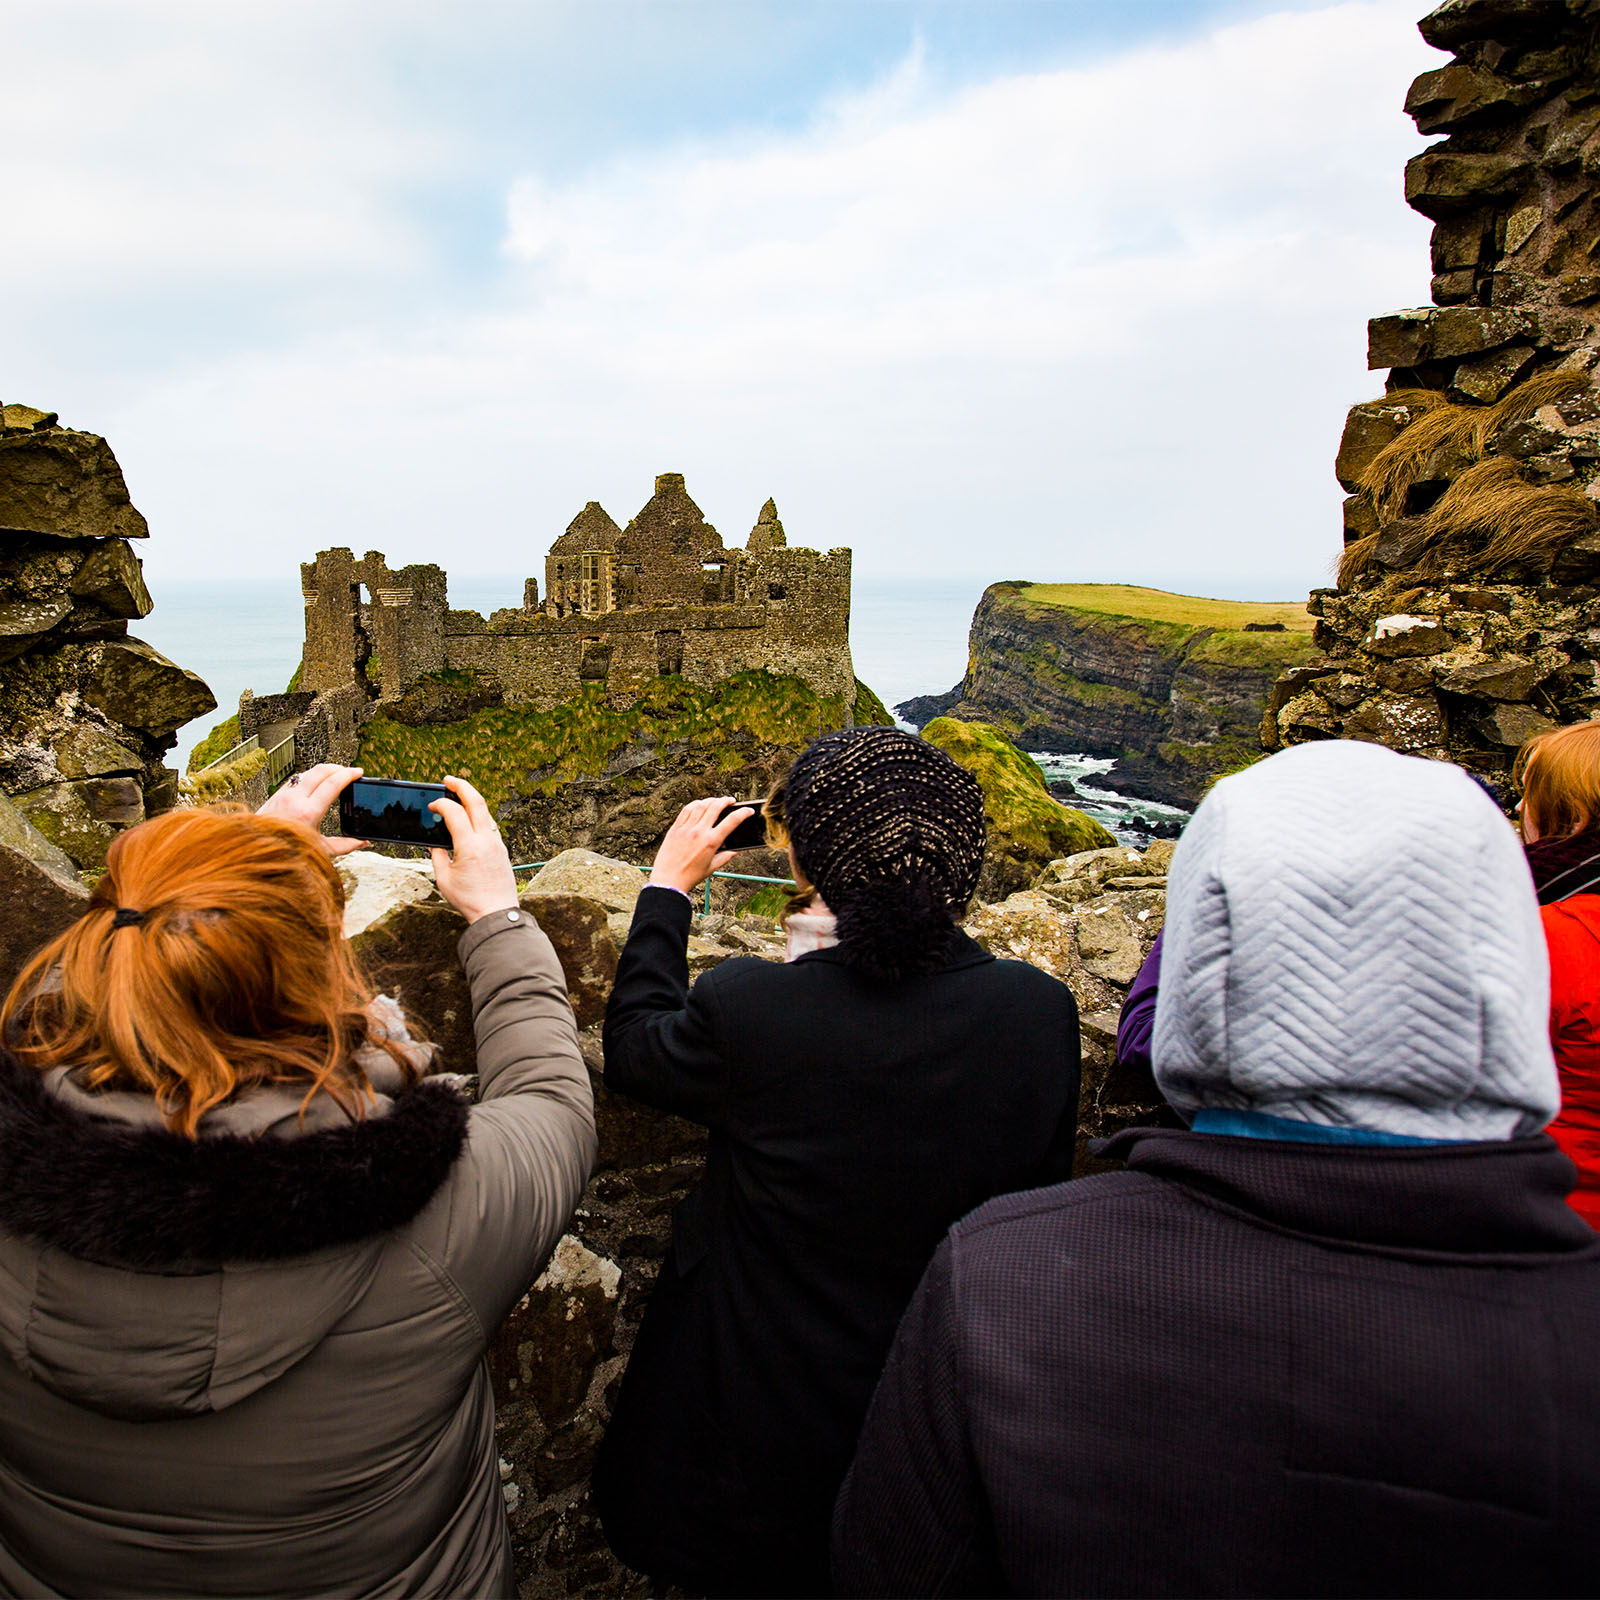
left=761, top=777, right=817, bottom=921
left=1515, top=720, right=1600, bottom=843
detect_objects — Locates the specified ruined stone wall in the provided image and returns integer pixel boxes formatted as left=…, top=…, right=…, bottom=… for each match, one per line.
left=0, top=405, right=216, bottom=870
left=301, top=548, right=449, bottom=701
left=732, top=545, right=855, bottom=703
left=292, top=474, right=856, bottom=731
left=1267, top=0, right=1600, bottom=779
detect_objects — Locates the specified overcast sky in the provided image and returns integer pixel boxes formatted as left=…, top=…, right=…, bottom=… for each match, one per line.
left=2, top=0, right=1439, bottom=595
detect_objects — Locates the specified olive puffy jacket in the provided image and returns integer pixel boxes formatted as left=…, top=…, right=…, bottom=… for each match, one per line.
left=0, top=909, right=595, bottom=1599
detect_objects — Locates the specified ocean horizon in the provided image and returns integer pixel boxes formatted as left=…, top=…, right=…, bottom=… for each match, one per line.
left=138, top=575, right=1192, bottom=843
left=143, top=576, right=991, bottom=772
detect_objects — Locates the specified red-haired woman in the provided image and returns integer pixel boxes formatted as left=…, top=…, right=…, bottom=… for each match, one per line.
left=0, top=766, right=595, bottom=1598
left=1520, top=721, right=1600, bottom=1229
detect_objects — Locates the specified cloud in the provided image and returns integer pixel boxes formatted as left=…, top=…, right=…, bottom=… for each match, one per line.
left=1, top=1, right=1438, bottom=593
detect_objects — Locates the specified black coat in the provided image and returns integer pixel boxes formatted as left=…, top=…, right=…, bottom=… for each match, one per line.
left=591, top=886, right=1081, bottom=1597
left=833, top=1126, right=1600, bottom=1598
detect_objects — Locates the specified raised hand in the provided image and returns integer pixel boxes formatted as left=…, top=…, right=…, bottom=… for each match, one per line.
left=648, top=796, right=753, bottom=895
left=256, top=763, right=368, bottom=857
left=428, top=775, right=520, bottom=924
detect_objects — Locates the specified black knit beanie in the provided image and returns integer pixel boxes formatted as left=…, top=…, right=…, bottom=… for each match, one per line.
left=784, top=726, right=986, bottom=980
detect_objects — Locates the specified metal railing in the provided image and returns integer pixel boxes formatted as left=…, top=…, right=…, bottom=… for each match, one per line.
left=511, top=861, right=795, bottom=916
left=194, top=733, right=260, bottom=775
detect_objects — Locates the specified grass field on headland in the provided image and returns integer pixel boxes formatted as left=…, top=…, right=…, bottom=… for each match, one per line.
left=1018, top=584, right=1314, bottom=633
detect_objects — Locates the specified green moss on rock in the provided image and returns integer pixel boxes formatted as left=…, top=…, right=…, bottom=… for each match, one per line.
left=921, top=716, right=1115, bottom=897
left=182, top=747, right=267, bottom=802
left=853, top=679, right=894, bottom=727
left=358, top=670, right=889, bottom=817
left=187, top=713, right=242, bottom=772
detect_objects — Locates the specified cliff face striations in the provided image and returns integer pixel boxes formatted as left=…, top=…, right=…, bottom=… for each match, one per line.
left=904, top=583, right=1314, bottom=807
left=1268, top=0, right=1600, bottom=776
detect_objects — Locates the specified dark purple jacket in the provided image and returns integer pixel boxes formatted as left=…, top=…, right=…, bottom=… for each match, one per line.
left=1114, top=929, right=1162, bottom=1073
left=833, top=1127, right=1600, bottom=1598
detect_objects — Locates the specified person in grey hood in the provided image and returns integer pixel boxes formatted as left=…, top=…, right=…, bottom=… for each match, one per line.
left=835, top=740, right=1600, bottom=1598
left=0, top=765, right=595, bottom=1600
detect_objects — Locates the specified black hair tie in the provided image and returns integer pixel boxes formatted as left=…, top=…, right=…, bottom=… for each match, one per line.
left=111, top=908, right=145, bottom=929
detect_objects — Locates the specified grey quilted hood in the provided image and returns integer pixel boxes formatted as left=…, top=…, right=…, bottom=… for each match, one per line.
left=1153, top=740, right=1559, bottom=1141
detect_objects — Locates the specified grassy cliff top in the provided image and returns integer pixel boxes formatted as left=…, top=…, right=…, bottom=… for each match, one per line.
left=1014, top=584, right=1313, bottom=633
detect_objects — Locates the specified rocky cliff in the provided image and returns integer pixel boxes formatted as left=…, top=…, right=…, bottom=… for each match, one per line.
left=0, top=404, right=215, bottom=870
left=1268, top=0, right=1600, bottom=776
left=904, top=582, right=1315, bottom=807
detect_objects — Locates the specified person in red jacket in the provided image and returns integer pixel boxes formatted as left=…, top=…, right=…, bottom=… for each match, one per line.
left=1520, top=720, right=1600, bottom=1229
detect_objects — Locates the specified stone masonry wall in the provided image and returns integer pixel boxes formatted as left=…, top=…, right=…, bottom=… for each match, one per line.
left=0, top=404, right=216, bottom=871
left=1267, top=0, right=1600, bottom=779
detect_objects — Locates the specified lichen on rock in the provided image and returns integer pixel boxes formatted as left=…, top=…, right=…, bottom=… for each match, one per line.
left=0, top=406, right=216, bottom=874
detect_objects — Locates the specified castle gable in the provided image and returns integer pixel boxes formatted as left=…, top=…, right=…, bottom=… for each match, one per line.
left=615, top=472, right=729, bottom=608
left=747, top=498, right=786, bottom=552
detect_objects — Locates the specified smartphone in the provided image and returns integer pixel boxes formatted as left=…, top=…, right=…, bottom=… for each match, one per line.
left=339, top=776, right=453, bottom=849
left=716, top=801, right=768, bottom=851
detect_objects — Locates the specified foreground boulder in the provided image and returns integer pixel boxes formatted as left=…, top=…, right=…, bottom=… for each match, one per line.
left=526, top=849, right=646, bottom=914
left=966, top=840, right=1174, bottom=1170
left=336, top=850, right=440, bottom=938
left=0, top=793, right=90, bottom=995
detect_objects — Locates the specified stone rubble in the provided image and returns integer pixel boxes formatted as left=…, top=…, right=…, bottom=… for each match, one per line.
left=0, top=792, right=91, bottom=995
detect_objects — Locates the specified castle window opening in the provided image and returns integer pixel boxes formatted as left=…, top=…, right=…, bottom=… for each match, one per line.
left=768, top=583, right=786, bottom=602
left=579, top=636, right=613, bottom=681
left=656, top=629, right=683, bottom=676
left=353, top=583, right=377, bottom=695
left=579, top=552, right=612, bottom=616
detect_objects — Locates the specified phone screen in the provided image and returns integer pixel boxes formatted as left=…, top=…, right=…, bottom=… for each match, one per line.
left=716, top=802, right=768, bottom=851
left=340, top=778, right=452, bottom=848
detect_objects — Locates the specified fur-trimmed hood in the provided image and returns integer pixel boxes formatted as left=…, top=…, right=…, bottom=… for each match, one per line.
left=0, top=1044, right=470, bottom=1421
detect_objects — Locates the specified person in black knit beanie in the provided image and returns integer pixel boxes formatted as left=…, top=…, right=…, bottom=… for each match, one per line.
left=782, top=726, right=986, bottom=980
left=592, top=725, right=1081, bottom=1597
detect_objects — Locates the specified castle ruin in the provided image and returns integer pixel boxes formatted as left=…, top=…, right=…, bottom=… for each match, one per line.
left=297, top=473, right=853, bottom=713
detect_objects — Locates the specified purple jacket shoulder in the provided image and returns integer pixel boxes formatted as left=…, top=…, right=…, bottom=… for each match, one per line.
left=1114, top=929, right=1162, bottom=1073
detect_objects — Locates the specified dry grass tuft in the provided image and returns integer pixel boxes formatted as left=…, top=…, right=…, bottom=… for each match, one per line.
left=1340, top=369, right=1595, bottom=588
left=1337, top=532, right=1382, bottom=589
left=1339, top=456, right=1597, bottom=588
left=1421, top=458, right=1596, bottom=575
left=1359, top=369, right=1590, bottom=525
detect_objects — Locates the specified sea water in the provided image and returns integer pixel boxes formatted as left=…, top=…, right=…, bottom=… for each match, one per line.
left=1029, top=753, right=1191, bottom=849
left=140, top=576, right=1189, bottom=844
